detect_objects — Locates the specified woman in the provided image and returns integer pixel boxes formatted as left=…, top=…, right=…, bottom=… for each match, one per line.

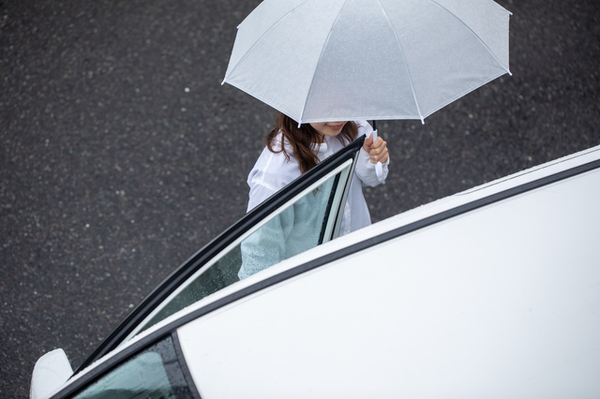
left=238, top=114, right=389, bottom=279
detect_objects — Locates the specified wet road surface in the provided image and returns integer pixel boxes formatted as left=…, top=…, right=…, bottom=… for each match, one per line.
left=1, top=0, right=599, bottom=396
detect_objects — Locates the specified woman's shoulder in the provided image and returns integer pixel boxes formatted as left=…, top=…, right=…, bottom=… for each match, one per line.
left=249, top=138, right=300, bottom=192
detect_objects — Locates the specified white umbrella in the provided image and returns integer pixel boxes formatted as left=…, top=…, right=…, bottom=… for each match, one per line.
left=223, top=0, right=511, bottom=125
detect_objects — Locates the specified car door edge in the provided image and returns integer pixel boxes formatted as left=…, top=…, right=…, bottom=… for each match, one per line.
left=71, top=135, right=365, bottom=376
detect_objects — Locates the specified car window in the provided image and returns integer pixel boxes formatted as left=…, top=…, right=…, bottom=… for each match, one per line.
left=71, top=335, right=195, bottom=399
left=137, top=162, right=351, bottom=334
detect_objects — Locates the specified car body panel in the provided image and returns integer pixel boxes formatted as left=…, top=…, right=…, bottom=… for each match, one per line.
left=37, top=144, right=600, bottom=398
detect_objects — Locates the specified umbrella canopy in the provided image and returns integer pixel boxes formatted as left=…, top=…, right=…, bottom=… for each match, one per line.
left=223, top=0, right=511, bottom=124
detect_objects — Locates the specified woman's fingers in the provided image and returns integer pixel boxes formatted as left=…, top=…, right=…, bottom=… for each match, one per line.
left=369, top=137, right=388, bottom=163
left=370, top=149, right=388, bottom=163
left=363, top=133, right=374, bottom=151
left=363, top=134, right=389, bottom=164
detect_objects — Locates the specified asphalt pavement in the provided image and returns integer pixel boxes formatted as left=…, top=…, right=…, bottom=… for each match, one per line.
left=1, top=0, right=599, bottom=397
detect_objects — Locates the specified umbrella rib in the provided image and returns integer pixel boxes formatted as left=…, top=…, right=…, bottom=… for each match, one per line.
left=298, top=0, right=351, bottom=125
left=222, top=0, right=313, bottom=84
left=428, top=0, right=512, bottom=76
left=375, top=0, right=425, bottom=124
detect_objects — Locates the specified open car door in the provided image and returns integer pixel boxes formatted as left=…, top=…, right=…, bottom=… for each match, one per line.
left=74, top=135, right=366, bottom=373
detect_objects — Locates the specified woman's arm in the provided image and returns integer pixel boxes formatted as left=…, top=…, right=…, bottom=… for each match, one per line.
left=246, top=142, right=301, bottom=212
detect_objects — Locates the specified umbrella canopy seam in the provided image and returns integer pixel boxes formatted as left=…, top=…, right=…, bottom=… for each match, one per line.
left=298, top=0, right=351, bottom=126
left=376, top=0, right=425, bottom=123
left=429, top=0, right=512, bottom=76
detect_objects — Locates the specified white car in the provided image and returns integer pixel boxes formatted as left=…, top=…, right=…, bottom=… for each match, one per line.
left=31, top=137, right=600, bottom=398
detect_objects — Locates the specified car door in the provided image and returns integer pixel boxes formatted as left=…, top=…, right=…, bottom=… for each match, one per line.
left=73, top=135, right=365, bottom=374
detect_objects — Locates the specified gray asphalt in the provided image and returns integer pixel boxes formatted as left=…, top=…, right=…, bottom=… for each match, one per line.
left=1, top=0, right=599, bottom=397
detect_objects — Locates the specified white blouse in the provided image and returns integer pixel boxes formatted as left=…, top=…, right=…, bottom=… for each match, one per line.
left=239, top=121, right=389, bottom=279
left=247, top=121, right=388, bottom=229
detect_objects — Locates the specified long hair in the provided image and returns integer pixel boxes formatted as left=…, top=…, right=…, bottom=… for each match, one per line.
left=266, top=113, right=358, bottom=174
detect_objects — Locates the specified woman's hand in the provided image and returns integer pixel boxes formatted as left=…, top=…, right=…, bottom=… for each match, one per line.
left=363, top=133, right=389, bottom=164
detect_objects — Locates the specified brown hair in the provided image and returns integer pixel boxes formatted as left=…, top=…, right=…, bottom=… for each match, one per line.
left=266, top=113, right=358, bottom=174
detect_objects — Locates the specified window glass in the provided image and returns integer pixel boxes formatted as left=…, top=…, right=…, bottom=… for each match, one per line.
left=238, top=178, right=334, bottom=279
left=72, top=336, right=194, bottom=399
left=140, top=168, right=345, bottom=332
